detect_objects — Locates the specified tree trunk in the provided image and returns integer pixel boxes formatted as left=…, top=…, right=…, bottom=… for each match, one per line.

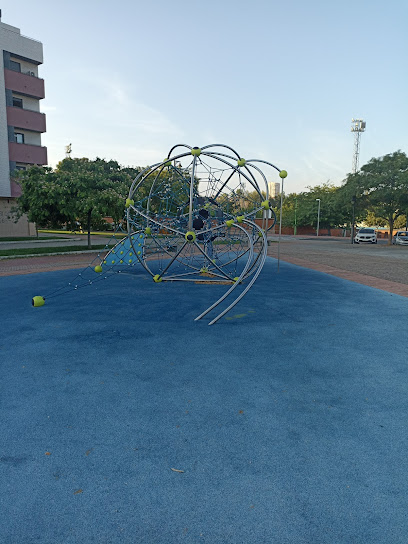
left=87, top=210, right=92, bottom=249
left=388, top=215, right=394, bottom=245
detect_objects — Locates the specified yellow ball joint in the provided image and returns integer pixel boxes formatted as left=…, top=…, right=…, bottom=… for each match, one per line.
left=191, top=147, right=201, bottom=157
left=145, top=227, right=151, bottom=235
left=226, top=219, right=234, bottom=228
left=261, top=200, right=270, bottom=210
left=237, top=158, right=246, bottom=167
left=185, top=231, right=196, bottom=242
left=32, top=296, right=45, bottom=307
left=125, top=198, right=134, bottom=208
left=94, top=265, right=103, bottom=273
left=236, top=215, right=245, bottom=223
left=153, top=274, right=163, bottom=283
left=279, top=170, right=288, bottom=178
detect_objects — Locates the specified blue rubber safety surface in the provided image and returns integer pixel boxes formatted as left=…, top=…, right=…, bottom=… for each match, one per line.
left=1, top=258, right=408, bottom=544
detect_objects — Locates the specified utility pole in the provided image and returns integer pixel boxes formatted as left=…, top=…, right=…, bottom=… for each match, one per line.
left=350, top=119, right=366, bottom=243
left=316, top=198, right=321, bottom=237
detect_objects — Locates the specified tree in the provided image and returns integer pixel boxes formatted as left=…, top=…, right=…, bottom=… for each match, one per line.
left=365, top=211, right=407, bottom=229
left=336, top=172, right=369, bottom=232
left=12, top=166, right=73, bottom=230
left=13, top=158, right=133, bottom=249
left=342, top=151, right=408, bottom=244
left=281, top=183, right=350, bottom=233
left=55, top=158, right=131, bottom=247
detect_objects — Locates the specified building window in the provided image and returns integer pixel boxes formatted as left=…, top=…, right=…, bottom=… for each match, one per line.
left=13, top=97, right=23, bottom=108
left=15, top=133, right=25, bottom=144
left=10, top=60, right=21, bottom=72
left=15, top=165, right=27, bottom=171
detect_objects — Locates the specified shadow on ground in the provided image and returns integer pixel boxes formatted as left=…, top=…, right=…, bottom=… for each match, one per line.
left=1, top=258, right=407, bottom=543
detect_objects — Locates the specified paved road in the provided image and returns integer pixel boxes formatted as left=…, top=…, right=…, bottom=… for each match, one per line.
left=266, top=235, right=408, bottom=297
left=0, top=233, right=112, bottom=250
left=1, top=235, right=408, bottom=297
left=267, top=236, right=408, bottom=283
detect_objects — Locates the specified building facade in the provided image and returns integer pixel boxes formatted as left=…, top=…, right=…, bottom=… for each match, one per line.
left=267, top=181, right=280, bottom=199
left=0, top=12, right=47, bottom=235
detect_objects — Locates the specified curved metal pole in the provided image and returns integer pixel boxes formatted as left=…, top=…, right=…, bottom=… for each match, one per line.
left=166, top=143, right=193, bottom=157
left=201, top=143, right=242, bottom=160
left=244, top=161, right=270, bottom=198
left=208, top=220, right=268, bottom=325
left=195, top=223, right=254, bottom=322
left=245, top=158, right=282, bottom=174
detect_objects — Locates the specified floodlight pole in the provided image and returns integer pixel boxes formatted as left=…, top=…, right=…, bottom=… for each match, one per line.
left=350, top=119, right=366, bottom=244
left=316, top=198, right=320, bottom=237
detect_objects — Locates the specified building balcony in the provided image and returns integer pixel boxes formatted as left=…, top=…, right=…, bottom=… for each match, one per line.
left=4, top=69, right=45, bottom=99
left=7, top=106, right=46, bottom=133
left=9, top=142, right=48, bottom=165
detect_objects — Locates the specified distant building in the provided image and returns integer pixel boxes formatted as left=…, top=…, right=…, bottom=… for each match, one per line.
left=267, top=181, right=280, bottom=199
left=0, top=12, right=47, bottom=235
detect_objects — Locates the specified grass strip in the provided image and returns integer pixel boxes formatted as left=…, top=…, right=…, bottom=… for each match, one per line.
left=0, top=245, right=114, bottom=257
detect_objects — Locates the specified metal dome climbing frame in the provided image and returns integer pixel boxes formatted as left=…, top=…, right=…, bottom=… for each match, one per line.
left=123, top=143, right=287, bottom=325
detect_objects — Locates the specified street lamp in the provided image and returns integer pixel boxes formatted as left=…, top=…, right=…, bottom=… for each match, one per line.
left=294, top=196, right=297, bottom=236
left=351, top=195, right=356, bottom=244
left=316, top=198, right=321, bottom=237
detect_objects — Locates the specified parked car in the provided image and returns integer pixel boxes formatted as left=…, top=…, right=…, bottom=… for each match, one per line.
left=392, top=231, right=408, bottom=246
left=354, top=227, right=377, bottom=244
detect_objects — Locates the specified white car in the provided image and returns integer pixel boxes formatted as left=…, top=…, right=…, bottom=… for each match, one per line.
left=392, top=231, right=408, bottom=246
left=354, top=228, right=377, bottom=244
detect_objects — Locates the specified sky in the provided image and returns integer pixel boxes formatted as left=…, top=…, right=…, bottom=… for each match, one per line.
left=2, top=0, right=407, bottom=193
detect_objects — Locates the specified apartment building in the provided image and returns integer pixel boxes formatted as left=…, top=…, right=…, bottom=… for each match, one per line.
left=267, top=181, right=280, bottom=199
left=0, top=11, right=47, bottom=235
